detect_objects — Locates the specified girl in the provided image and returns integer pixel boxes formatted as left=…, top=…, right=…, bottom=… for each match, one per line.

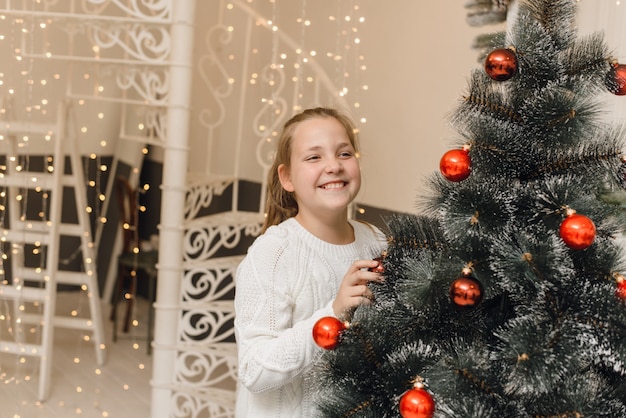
left=234, top=107, right=387, bottom=417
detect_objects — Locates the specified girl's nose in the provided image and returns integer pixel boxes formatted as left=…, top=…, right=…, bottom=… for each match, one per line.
left=325, top=158, right=343, bottom=173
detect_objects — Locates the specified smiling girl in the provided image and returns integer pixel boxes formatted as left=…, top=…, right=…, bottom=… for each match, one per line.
left=234, top=107, right=387, bottom=417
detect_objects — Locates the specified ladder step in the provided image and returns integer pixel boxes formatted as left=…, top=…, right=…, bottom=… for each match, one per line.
left=53, top=315, right=96, bottom=331
left=1, top=229, right=52, bottom=245
left=0, top=285, right=47, bottom=301
left=0, top=121, right=56, bottom=136
left=7, top=220, right=86, bottom=237
left=0, top=341, right=43, bottom=357
left=0, top=173, right=90, bottom=189
left=56, top=270, right=96, bottom=286
left=185, top=254, right=244, bottom=269
left=2, top=223, right=88, bottom=245
left=184, top=299, right=234, bottom=311
left=0, top=171, right=55, bottom=189
left=14, top=268, right=95, bottom=286
left=17, top=313, right=96, bottom=331
left=184, top=210, right=264, bottom=228
left=172, top=342, right=237, bottom=359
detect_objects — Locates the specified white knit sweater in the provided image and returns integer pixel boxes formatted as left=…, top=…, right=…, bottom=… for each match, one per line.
left=234, top=218, right=386, bottom=417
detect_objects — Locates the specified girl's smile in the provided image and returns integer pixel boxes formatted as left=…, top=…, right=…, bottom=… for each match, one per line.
left=319, top=181, right=348, bottom=190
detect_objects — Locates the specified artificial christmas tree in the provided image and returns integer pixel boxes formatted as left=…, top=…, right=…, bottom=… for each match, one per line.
left=313, top=0, right=626, bottom=416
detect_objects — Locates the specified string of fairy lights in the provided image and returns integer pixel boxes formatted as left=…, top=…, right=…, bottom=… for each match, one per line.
left=222, top=0, right=368, bottom=208
left=0, top=0, right=367, bottom=414
left=0, top=2, right=149, bottom=415
left=0, top=3, right=52, bottom=404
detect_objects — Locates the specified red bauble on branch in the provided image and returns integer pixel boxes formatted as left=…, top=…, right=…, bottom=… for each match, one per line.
left=399, top=384, right=435, bottom=418
left=440, top=147, right=471, bottom=182
left=450, top=274, right=484, bottom=307
left=559, top=210, right=596, bottom=250
left=369, top=252, right=387, bottom=274
left=606, top=62, right=626, bottom=96
left=485, top=47, right=518, bottom=81
left=312, top=316, right=347, bottom=350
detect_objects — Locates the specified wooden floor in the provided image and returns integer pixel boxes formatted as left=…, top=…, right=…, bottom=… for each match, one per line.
left=0, top=291, right=153, bottom=418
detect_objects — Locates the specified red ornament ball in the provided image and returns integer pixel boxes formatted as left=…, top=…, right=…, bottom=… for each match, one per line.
left=312, top=316, right=346, bottom=350
left=616, top=277, right=626, bottom=300
left=559, top=213, right=596, bottom=250
left=399, top=387, right=435, bottom=418
left=369, top=255, right=385, bottom=274
left=439, top=148, right=471, bottom=182
left=449, top=276, right=483, bottom=307
left=606, top=63, right=626, bottom=96
left=485, top=48, right=518, bottom=81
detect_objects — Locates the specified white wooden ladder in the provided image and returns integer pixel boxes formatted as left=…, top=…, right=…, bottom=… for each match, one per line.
left=0, top=101, right=106, bottom=401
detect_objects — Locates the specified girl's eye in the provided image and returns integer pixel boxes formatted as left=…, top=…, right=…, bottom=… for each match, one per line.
left=305, top=155, right=320, bottom=161
left=339, top=151, right=353, bottom=158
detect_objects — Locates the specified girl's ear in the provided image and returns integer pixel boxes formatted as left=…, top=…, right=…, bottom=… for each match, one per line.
left=278, top=164, right=295, bottom=192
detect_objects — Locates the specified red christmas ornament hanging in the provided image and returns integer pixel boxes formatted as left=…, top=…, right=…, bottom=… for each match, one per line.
left=312, top=316, right=347, bottom=350
left=484, top=47, right=518, bottom=81
left=615, top=274, right=626, bottom=301
left=450, top=268, right=483, bottom=307
left=439, top=147, right=471, bottom=182
left=606, top=62, right=626, bottom=96
left=559, top=210, right=596, bottom=250
left=369, top=253, right=387, bottom=274
left=399, top=384, right=435, bottom=418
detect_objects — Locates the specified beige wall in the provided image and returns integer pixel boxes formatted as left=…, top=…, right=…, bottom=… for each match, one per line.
left=356, top=1, right=491, bottom=214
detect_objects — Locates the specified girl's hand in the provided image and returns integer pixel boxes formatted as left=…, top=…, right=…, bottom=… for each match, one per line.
left=332, top=259, right=384, bottom=318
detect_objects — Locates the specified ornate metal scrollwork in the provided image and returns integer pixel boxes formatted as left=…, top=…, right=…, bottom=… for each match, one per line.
left=84, top=0, right=171, bottom=21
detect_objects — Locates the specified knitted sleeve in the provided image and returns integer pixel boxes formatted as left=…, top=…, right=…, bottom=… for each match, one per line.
left=234, top=229, right=334, bottom=394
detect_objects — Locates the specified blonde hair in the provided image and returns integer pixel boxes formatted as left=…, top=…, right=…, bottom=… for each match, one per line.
left=262, top=107, right=360, bottom=232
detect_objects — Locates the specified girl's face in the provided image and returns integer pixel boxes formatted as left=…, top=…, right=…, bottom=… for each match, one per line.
left=278, top=116, right=361, bottom=220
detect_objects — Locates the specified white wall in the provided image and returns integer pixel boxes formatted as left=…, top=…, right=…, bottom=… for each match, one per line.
left=355, top=1, right=491, bottom=214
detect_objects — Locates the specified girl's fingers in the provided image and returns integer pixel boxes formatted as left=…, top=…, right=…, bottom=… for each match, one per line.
left=354, top=271, right=384, bottom=286
left=353, top=285, right=373, bottom=302
left=353, top=284, right=368, bottom=297
left=334, top=260, right=384, bottom=315
left=359, top=289, right=373, bottom=305
left=351, top=259, right=381, bottom=272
